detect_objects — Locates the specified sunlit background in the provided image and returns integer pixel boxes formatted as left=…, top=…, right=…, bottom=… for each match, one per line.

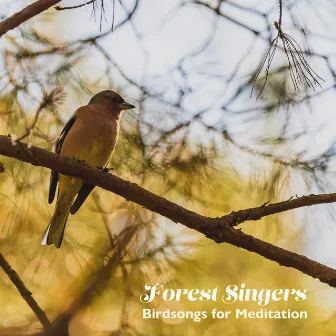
left=0, top=0, right=336, bottom=335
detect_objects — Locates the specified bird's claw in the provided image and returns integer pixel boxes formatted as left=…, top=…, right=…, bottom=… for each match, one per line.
left=74, top=158, right=87, bottom=165
left=102, top=167, right=114, bottom=173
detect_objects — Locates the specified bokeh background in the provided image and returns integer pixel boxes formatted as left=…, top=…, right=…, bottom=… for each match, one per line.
left=1, top=0, right=336, bottom=334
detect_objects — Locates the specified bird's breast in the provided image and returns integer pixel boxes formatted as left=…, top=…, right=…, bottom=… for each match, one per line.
left=60, top=114, right=120, bottom=168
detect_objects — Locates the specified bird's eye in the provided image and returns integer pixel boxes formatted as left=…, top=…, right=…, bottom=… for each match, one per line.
left=111, top=97, right=123, bottom=103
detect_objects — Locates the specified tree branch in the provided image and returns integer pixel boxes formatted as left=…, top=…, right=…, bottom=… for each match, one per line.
left=55, top=0, right=97, bottom=11
left=223, top=194, right=336, bottom=227
left=0, top=135, right=336, bottom=287
left=0, top=0, right=62, bottom=38
left=0, top=253, right=51, bottom=330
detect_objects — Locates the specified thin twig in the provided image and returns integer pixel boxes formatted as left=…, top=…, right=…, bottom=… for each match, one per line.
left=112, top=0, right=116, bottom=31
left=33, top=228, right=136, bottom=336
left=222, top=193, right=336, bottom=227
left=0, top=253, right=51, bottom=330
left=251, top=0, right=324, bottom=97
left=55, top=0, right=97, bottom=11
left=17, top=88, right=66, bottom=142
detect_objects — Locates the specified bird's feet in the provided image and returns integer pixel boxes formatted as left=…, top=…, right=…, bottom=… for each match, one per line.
left=74, top=158, right=88, bottom=165
left=101, top=167, right=114, bottom=173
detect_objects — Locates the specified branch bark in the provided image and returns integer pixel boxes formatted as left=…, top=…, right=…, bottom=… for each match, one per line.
left=0, top=253, right=51, bottom=330
left=0, top=135, right=336, bottom=287
left=224, top=195, right=336, bottom=227
left=0, top=0, right=61, bottom=38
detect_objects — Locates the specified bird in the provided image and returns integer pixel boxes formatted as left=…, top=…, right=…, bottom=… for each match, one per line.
left=41, top=90, right=135, bottom=248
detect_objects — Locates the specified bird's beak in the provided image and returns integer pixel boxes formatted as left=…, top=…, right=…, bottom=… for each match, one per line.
left=119, top=102, right=135, bottom=110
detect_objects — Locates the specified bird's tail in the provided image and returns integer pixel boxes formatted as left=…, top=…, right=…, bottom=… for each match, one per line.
left=41, top=194, right=73, bottom=248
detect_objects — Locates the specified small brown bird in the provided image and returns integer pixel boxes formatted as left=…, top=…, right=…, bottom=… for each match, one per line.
left=41, top=90, right=135, bottom=248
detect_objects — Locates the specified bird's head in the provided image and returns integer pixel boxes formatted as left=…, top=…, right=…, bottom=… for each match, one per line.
left=89, top=90, right=135, bottom=116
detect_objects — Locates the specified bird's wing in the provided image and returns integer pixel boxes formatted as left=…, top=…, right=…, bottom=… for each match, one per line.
left=70, top=182, right=95, bottom=214
left=48, top=115, right=77, bottom=204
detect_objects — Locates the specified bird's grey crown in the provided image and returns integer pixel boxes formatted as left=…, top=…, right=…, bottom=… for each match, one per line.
left=89, top=90, right=124, bottom=105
